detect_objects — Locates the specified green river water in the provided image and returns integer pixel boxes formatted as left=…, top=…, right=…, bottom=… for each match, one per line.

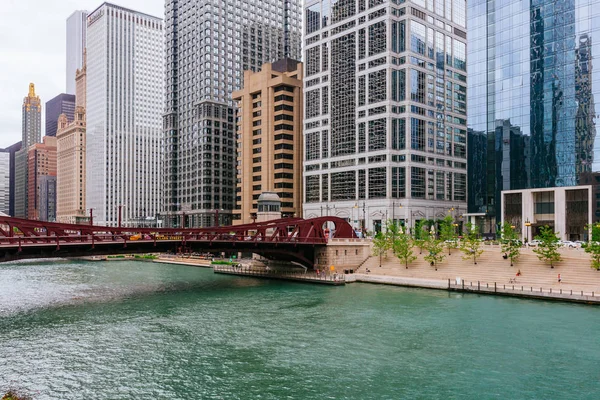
left=0, top=259, right=599, bottom=399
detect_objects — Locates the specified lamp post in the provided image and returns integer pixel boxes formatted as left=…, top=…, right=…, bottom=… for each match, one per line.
left=362, top=202, right=366, bottom=234
left=89, top=208, right=94, bottom=226
left=353, top=203, right=359, bottom=230
left=524, top=219, right=531, bottom=243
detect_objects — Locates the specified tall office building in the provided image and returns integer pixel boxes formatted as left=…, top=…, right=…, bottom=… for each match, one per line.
left=3, top=141, right=22, bottom=216
left=86, top=3, right=163, bottom=226
left=57, top=51, right=87, bottom=224
left=467, top=0, right=600, bottom=232
left=0, top=151, right=10, bottom=215
left=46, top=93, right=75, bottom=137
left=163, top=0, right=302, bottom=228
left=28, top=136, right=57, bottom=221
left=303, top=0, right=468, bottom=234
left=15, top=83, right=42, bottom=218
left=66, top=10, right=88, bottom=95
left=233, top=59, right=304, bottom=225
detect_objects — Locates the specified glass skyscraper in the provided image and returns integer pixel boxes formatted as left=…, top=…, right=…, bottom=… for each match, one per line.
left=303, top=0, right=468, bottom=234
left=468, top=0, right=600, bottom=229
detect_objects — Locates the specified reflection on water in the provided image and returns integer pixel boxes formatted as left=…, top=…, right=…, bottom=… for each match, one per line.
left=1, top=260, right=599, bottom=399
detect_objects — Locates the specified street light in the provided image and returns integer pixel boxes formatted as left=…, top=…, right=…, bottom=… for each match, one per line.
left=524, top=219, right=532, bottom=243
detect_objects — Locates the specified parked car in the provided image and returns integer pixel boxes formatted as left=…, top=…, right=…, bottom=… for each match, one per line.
left=529, top=239, right=541, bottom=247
left=574, top=240, right=586, bottom=248
left=560, top=240, right=577, bottom=248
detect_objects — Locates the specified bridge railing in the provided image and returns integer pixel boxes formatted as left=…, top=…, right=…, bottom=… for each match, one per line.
left=0, top=232, right=326, bottom=247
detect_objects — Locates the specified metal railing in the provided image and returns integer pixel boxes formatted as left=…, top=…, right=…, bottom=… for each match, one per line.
left=448, top=279, right=599, bottom=302
left=213, top=265, right=345, bottom=284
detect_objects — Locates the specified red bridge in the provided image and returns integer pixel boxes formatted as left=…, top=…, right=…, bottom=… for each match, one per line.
left=0, top=216, right=357, bottom=267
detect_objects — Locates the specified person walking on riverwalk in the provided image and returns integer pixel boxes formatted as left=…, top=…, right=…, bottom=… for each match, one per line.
left=558, top=273, right=562, bottom=283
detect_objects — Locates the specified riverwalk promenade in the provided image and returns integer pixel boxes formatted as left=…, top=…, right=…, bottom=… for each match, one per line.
left=355, top=245, right=600, bottom=304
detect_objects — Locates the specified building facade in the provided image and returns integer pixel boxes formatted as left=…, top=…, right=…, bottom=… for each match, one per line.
left=0, top=152, right=10, bottom=215
left=303, top=0, right=468, bottom=234
left=66, top=10, right=88, bottom=95
left=86, top=3, right=163, bottom=226
left=233, top=59, right=303, bottom=224
left=15, top=83, right=42, bottom=218
left=57, top=50, right=87, bottom=224
left=4, top=141, right=22, bottom=216
left=501, top=186, right=592, bottom=242
left=28, top=136, right=57, bottom=221
left=467, top=0, right=600, bottom=233
left=163, top=0, right=302, bottom=228
left=56, top=111, right=86, bottom=224
left=46, top=94, right=75, bottom=137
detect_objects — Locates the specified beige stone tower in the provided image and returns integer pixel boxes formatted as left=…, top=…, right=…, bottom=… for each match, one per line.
left=56, top=50, right=87, bottom=224
left=233, top=59, right=303, bottom=225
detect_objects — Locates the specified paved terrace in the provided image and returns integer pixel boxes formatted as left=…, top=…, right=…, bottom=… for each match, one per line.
left=356, top=244, right=600, bottom=297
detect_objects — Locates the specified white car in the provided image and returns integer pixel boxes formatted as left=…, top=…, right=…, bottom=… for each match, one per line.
left=528, top=239, right=541, bottom=247
left=561, top=240, right=578, bottom=248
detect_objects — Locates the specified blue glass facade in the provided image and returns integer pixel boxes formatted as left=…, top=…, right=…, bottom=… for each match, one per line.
left=468, top=0, right=600, bottom=226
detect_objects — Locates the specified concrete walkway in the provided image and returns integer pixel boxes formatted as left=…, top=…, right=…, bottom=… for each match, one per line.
left=352, top=246, right=600, bottom=304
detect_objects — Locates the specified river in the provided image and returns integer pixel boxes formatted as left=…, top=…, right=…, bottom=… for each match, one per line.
left=1, top=259, right=599, bottom=399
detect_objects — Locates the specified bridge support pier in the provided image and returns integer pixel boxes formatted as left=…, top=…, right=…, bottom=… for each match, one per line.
left=313, top=240, right=371, bottom=272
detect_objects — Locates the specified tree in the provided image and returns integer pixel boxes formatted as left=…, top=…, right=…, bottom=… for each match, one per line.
left=393, top=226, right=417, bottom=268
left=372, top=231, right=391, bottom=267
left=440, top=214, right=458, bottom=255
left=385, top=219, right=400, bottom=248
left=583, top=240, right=600, bottom=271
left=460, top=223, right=484, bottom=264
left=500, top=222, right=521, bottom=266
left=532, top=225, right=562, bottom=268
left=413, top=219, right=427, bottom=254
left=423, top=228, right=445, bottom=270
left=588, top=223, right=600, bottom=242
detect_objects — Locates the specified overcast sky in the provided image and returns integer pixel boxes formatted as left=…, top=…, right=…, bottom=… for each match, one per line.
left=0, top=0, right=164, bottom=149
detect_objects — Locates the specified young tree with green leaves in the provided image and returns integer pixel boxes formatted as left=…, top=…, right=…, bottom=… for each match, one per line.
left=460, top=223, right=484, bottom=264
left=393, top=226, right=417, bottom=268
left=440, top=214, right=458, bottom=255
left=500, top=222, right=522, bottom=266
left=583, top=239, right=600, bottom=271
left=423, top=228, right=445, bottom=270
left=385, top=219, right=400, bottom=247
left=372, top=231, right=391, bottom=267
left=413, top=219, right=427, bottom=254
left=532, top=225, right=562, bottom=268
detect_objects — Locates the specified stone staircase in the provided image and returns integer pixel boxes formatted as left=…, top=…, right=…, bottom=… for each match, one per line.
left=360, top=245, right=600, bottom=293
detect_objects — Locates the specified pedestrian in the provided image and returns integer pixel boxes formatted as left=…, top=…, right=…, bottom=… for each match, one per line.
left=558, top=273, right=562, bottom=283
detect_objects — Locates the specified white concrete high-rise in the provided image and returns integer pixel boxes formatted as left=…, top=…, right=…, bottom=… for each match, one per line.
left=0, top=152, right=10, bottom=215
left=302, top=0, right=468, bottom=234
left=163, top=0, right=302, bottom=228
left=66, top=10, right=87, bottom=95
left=86, top=3, right=163, bottom=226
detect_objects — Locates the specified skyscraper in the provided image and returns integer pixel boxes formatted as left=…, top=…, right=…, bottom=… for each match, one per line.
left=163, top=0, right=302, bottom=228
left=3, top=141, right=22, bottom=216
left=45, top=93, right=75, bottom=137
left=467, top=0, right=600, bottom=231
left=57, top=51, right=87, bottom=224
left=86, top=3, right=163, bottom=226
left=66, top=10, right=88, bottom=95
left=0, top=151, right=10, bottom=215
left=303, top=0, right=468, bottom=234
left=233, top=59, right=304, bottom=224
left=28, top=136, right=57, bottom=221
left=15, top=83, right=42, bottom=218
